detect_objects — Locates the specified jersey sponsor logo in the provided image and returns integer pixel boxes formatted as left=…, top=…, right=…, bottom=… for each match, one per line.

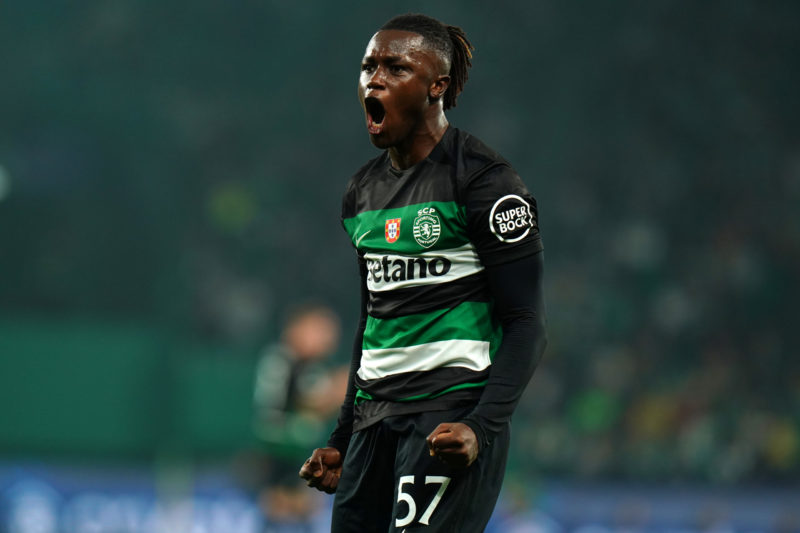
left=413, top=207, right=441, bottom=248
left=385, top=218, right=401, bottom=243
left=363, top=245, right=484, bottom=292
left=489, top=194, right=533, bottom=243
left=366, top=255, right=451, bottom=285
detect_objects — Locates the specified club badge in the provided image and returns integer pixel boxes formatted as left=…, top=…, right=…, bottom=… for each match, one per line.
left=413, top=207, right=441, bottom=248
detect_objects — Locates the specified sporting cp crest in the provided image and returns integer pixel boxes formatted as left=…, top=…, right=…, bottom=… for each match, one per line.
left=385, top=218, right=401, bottom=243
left=413, top=207, right=441, bottom=248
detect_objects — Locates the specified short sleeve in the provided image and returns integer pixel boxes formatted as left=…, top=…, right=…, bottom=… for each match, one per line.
left=465, top=165, right=543, bottom=266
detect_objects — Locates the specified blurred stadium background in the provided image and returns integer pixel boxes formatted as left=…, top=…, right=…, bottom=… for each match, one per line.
left=1, top=1, right=798, bottom=531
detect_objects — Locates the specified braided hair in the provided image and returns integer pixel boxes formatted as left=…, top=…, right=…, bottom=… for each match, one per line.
left=380, top=13, right=474, bottom=110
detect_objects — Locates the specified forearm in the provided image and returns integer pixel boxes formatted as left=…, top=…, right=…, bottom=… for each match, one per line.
left=327, top=259, right=368, bottom=457
left=327, top=319, right=364, bottom=456
left=460, top=311, right=546, bottom=450
left=460, top=251, right=547, bottom=450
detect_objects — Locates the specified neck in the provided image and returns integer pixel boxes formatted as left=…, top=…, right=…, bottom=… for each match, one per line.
left=388, top=113, right=449, bottom=170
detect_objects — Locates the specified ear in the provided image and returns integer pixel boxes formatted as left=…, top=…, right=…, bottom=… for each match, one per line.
left=429, top=75, right=451, bottom=102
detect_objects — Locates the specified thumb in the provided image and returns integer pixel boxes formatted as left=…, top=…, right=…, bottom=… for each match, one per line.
left=312, top=455, right=325, bottom=477
left=427, top=422, right=453, bottom=440
left=427, top=423, right=452, bottom=454
left=301, top=454, right=323, bottom=477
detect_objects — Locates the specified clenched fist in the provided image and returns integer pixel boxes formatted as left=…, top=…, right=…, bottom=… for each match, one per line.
left=426, top=422, right=479, bottom=468
left=299, top=447, right=343, bottom=494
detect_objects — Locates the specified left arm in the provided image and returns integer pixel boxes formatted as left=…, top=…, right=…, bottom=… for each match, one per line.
left=427, top=251, right=547, bottom=466
left=427, top=162, right=547, bottom=467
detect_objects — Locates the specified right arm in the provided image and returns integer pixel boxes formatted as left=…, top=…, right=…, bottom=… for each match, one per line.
left=327, top=256, right=368, bottom=455
left=299, top=257, right=368, bottom=493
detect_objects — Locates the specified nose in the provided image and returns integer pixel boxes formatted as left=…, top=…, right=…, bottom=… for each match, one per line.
left=366, top=67, right=386, bottom=90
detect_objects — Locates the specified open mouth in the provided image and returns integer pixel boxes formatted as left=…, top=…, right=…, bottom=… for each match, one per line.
left=364, top=97, right=386, bottom=133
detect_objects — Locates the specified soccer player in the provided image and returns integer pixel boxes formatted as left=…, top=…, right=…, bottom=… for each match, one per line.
left=299, top=13, right=547, bottom=532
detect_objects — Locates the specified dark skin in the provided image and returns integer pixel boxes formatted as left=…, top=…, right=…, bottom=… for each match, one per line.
left=299, top=29, right=479, bottom=493
left=358, top=29, right=450, bottom=169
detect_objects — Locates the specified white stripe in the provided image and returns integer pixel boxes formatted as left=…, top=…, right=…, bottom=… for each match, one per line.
left=357, top=339, right=491, bottom=380
left=364, top=244, right=484, bottom=293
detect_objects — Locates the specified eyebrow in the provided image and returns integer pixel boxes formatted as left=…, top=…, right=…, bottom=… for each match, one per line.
left=362, top=55, right=406, bottom=63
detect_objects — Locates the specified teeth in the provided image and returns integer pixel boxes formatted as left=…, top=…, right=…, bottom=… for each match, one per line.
left=366, top=112, right=383, bottom=133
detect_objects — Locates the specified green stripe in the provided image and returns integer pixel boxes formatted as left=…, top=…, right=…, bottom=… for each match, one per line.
left=343, top=201, right=468, bottom=253
left=363, top=301, right=501, bottom=353
left=355, top=390, right=373, bottom=403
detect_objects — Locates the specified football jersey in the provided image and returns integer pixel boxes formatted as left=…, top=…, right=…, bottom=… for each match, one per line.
left=341, top=127, right=543, bottom=430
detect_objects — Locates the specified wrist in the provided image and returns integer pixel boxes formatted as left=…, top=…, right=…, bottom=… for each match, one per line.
left=459, top=418, right=489, bottom=452
left=327, top=433, right=351, bottom=458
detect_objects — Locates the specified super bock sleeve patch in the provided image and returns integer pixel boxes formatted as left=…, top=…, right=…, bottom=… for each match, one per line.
left=489, top=194, right=534, bottom=243
left=464, top=166, right=543, bottom=266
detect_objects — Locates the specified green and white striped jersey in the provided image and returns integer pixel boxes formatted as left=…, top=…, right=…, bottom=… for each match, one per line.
left=341, top=127, right=542, bottom=430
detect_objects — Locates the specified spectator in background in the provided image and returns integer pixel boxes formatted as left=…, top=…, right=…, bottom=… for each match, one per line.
left=252, top=303, right=347, bottom=528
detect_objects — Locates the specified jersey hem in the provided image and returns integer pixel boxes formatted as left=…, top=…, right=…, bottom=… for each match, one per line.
left=352, top=391, right=483, bottom=432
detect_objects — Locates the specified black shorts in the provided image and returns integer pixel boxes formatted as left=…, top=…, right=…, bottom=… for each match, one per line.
left=331, top=404, right=510, bottom=532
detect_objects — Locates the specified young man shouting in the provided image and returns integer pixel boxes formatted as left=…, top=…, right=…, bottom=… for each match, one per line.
left=300, top=13, right=547, bottom=532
